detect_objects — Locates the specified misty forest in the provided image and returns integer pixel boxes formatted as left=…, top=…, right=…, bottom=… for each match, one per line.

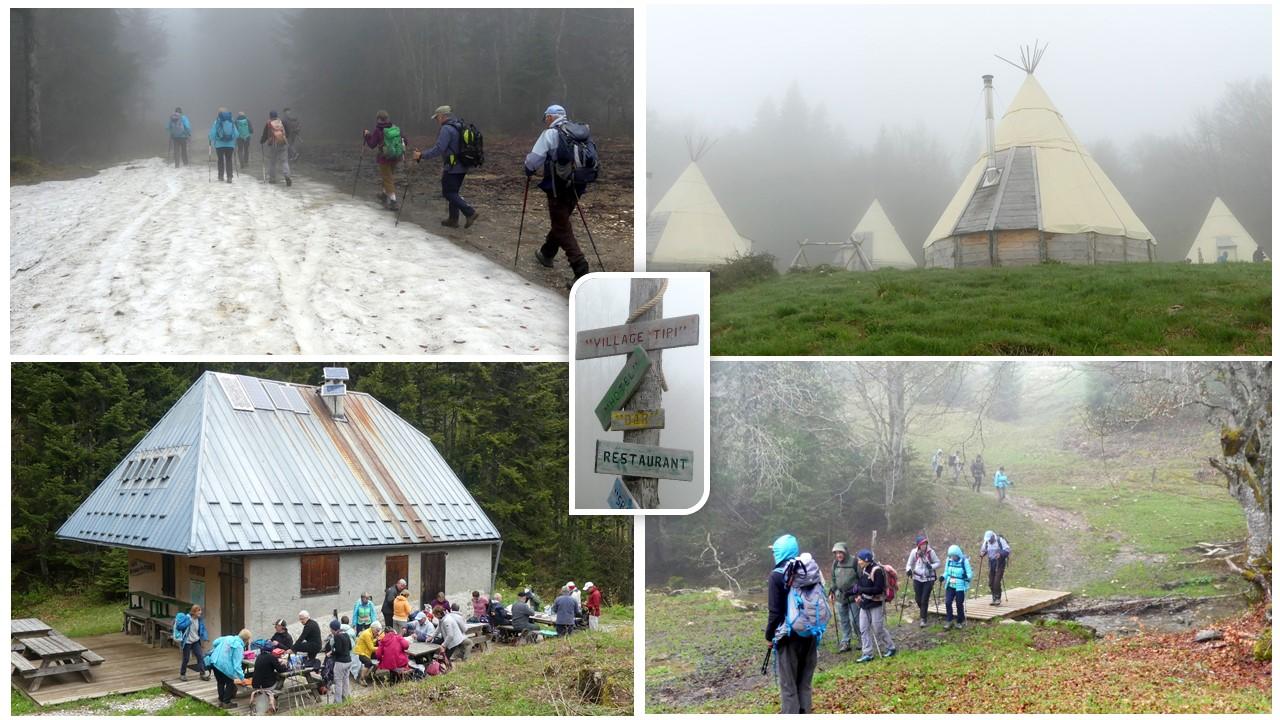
left=647, top=361, right=1271, bottom=713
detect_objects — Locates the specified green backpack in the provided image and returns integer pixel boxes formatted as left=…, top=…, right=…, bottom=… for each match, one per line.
left=381, top=125, right=405, bottom=159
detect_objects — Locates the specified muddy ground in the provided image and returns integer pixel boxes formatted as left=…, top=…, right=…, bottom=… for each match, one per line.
left=289, top=135, right=634, bottom=295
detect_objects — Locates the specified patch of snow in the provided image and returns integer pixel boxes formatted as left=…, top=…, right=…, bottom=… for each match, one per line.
left=11, top=158, right=567, bottom=355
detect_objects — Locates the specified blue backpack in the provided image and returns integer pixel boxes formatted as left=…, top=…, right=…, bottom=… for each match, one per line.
left=169, top=114, right=186, bottom=138
left=775, top=555, right=831, bottom=641
left=216, top=118, right=236, bottom=142
left=172, top=612, right=188, bottom=642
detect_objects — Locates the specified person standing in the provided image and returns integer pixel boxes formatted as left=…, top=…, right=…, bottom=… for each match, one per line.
left=765, top=534, right=818, bottom=714
left=941, top=544, right=973, bottom=629
left=524, top=104, right=589, bottom=285
left=208, top=108, right=238, bottom=183
left=412, top=105, right=479, bottom=228
left=259, top=110, right=292, bottom=186
left=327, top=619, right=353, bottom=703
left=523, top=587, right=544, bottom=612
left=393, top=589, right=412, bottom=633
left=383, top=578, right=406, bottom=627
left=167, top=107, right=191, bottom=168
left=979, top=530, right=1011, bottom=606
left=352, top=592, right=377, bottom=635
left=970, top=454, right=985, bottom=492
left=852, top=549, right=896, bottom=663
left=552, top=587, right=577, bottom=637
left=828, top=541, right=859, bottom=653
left=993, top=466, right=1011, bottom=503
left=363, top=110, right=404, bottom=210
left=205, top=629, right=252, bottom=709
left=234, top=111, right=253, bottom=168
left=282, top=107, right=301, bottom=162
left=583, top=582, right=602, bottom=630
left=931, top=449, right=944, bottom=480
left=905, top=536, right=941, bottom=628
left=175, top=604, right=208, bottom=681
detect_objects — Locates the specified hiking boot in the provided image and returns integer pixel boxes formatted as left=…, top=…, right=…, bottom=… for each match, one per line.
left=884, top=648, right=897, bottom=658
left=440, top=217, right=459, bottom=228
left=956, top=623, right=965, bottom=630
left=388, top=200, right=401, bottom=211
left=378, top=191, right=388, bottom=204
left=179, top=674, right=187, bottom=682
left=991, top=599, right=1001, bottom=606
left=465, top=210, right=480, bottom=228
left=919, top=619, right=927, bottom=628
left=855, top=655, right=875, bottom=663
left=200, top=672, right=210, bottom=681
left=285, top=176, right=292, bottom=187
left=534, top=249, right=555, bottom=268
left=943, top=621, right=953, bottom=630
left=836, top=643, right=851, bottom=654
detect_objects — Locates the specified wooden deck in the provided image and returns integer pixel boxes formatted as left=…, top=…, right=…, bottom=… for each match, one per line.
left=926, top=587, right=1071, bottom=621
left=163, top=676, right=251, bottom=715
left=14, top=632, right=186, bottom=707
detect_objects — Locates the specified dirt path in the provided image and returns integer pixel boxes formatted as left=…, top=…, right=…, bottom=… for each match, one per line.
left=1002, top=493, right=1095, bottom=591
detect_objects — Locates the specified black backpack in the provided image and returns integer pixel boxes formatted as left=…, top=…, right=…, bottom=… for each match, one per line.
left=448, top=119, right=484, bottom=168
left=553, top=120, right=600, bottom=186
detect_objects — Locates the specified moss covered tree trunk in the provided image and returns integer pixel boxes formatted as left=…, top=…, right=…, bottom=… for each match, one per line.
left=1209, top=362, right=1271, bottom=601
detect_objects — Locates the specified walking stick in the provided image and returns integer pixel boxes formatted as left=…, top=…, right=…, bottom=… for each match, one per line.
left=571, top=184, right=606, bottom=271
left=352, top=144, right=366, bottom=198
left=395, top=157, right=414, bottom=227
left=514, top=175, right=531, bottom=267
left=261, top=144, right=267, bottom=184
left=760, top=644, right=773, bottom=677
left=207, top=143, right=212, bottom=182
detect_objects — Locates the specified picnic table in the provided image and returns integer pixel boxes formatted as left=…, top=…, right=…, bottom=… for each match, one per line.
left=242, top=655, right=323, bottom=711
left=407, top=641, right=442, bottom=663
left=11, top=632, right=97, bottom=691
left=11, top=618, right=53, bottom=640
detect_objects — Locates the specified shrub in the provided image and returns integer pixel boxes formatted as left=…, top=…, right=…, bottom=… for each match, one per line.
left=711, top=253, right=778, bottom=294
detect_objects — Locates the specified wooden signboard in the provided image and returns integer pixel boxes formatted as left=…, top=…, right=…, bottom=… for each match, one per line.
left=593, top=347, right=651, bottom=430
left=595, top=439, right=694, bottom=482
left=575, top=314, right=701, bottom=360
left=607, top=477, right=637, bottom=509
left=609, top=408, right=666, bottom=431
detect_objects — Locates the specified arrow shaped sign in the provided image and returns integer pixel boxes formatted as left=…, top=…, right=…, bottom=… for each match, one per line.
left=593, top=346, right=651, bottom=430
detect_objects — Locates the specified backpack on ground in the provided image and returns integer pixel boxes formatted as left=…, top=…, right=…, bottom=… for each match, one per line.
left=267, top=118, right=286, bottom=145
left=381, top=125, right=405, bottom=160
left=448, top=119, right=484, bottom=167
left=775, top=555, right=831, bottom=641
left=319, top=655, right=335, bottom=686
left=216, top=118, right=236, bottom=142
left=553, top=120, right=600, bottom=186
left=169, top=114, right=186, bottom=139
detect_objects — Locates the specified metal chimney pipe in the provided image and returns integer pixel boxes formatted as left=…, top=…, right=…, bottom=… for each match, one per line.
left=982, top=74, right=996, bottom=170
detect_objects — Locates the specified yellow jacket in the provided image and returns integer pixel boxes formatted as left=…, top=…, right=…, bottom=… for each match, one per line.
left=355, top=628, right=378, bottom=658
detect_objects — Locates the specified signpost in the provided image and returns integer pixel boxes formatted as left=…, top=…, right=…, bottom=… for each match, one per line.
left=607, top=477, right=637, bottom=509
left=609, top=408, right=665, bottom=431
left=575, top=314, right=700, bottom=360
left=594, top=439, right=694, bottom=482
left=593, top=347, right=651, bottom=430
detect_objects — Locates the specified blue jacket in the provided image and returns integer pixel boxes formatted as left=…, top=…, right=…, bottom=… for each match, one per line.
left=942, top=546, right=974, bottom=592
left=174, top=612, right=208, bottom=643
left=993, top=470, right=1010, bottom=488
left=167, top=114, right=191, bottom=139
left=552, top=593, right=577, bottom=625
left=352, top=600, right=377, bottom=627
left=205, top=635, right=246, bottom=679
left=419, top=119, right=467, bottom=175
left=208, top=112, right=238, bottom=149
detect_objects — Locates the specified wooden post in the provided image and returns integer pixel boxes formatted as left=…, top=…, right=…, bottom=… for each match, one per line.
left=622, top=278, right=664, bottom=508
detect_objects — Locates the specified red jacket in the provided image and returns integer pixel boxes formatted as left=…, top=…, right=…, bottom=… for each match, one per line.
left=373, top=633, right=409, bottom=670
left=586, top=587, right=602, bottom=616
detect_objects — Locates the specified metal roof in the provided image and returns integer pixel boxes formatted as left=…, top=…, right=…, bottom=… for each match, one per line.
left=56, top=372, right=501, bottom=555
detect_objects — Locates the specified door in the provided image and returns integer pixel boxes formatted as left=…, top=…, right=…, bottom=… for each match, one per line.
left=385, top=555, right=409, bottom=593
left=161, top=554, right=176, bottom=598
left=419, top=552, right=447, bottom=609
left=219, top=557, right=245, bottom=636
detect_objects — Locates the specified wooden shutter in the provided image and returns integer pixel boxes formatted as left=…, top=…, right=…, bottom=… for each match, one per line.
left=385, top=555, right=409, bottom=591
left=300, top=553, right=340, bottom=596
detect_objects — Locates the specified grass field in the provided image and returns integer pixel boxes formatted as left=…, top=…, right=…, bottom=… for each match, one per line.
left=11, top=687, right=224, bottom=717
left=710, top=263, right=1270, bottom=355
left=14, top=593, right=124, bottom=638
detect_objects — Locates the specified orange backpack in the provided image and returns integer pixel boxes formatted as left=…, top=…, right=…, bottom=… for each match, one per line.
left=268, top=118, right=286, bottom=144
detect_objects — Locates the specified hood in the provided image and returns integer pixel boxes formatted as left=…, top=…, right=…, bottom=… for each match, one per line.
left=771, top=534, right=799, bottom=565
left=948, top=544, right=963, bottom=559
left=983, top=530, right=995, bottom=545
left=218, top=111, right=233, bottom=122
left=376, top=119, right=393, bottom=129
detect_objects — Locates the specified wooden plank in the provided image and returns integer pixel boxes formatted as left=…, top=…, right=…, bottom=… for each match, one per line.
left=609, top=409, right=665, bottom=431
left=12, top=618, right=53, bottom=637
left=594, top=439, right=694, bottom=482
left=926, top=587, right=1070, bottom=621
left=164, top=676, right=251, bottom=715
left=592, top=347, right=651, bottom=430
left=11, top=651, right=36, bottom=674
left=575, top=314, right=700, bottom=360
left=19, top=632, right=181, bottom=707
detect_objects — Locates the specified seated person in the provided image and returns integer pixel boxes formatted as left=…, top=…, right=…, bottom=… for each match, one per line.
left=293, top=611, right=323, bottom=663
left=372, top=627, right=410, bottom=682
left=511, top=593, right=537, bottom=633
left=434, top=606, right=474, bottom=662
left=487, top=593, right=511, bottom=626
left=268, top=619, right=293, bottom=650
left=251, top=648, right=288, bottom=713
left=469, top=590, right=490, bottom=623
left=354, top=622, right=382, bottom=685
left=410, top=616, right=436, bottom=643
left=429, top=592, right=450, bottom=614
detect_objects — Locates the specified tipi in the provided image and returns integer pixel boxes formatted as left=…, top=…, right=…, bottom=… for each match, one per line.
left=924, top=45, right=1156, bottom=267
left=1185, top=197, right=1259, bottom=263
left=648, top=139, right=752, bottom=269
left=835, top=199, right=918, bottom=270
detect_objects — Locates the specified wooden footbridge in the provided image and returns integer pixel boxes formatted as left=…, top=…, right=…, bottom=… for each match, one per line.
left=925, top=587, right=1071, bottom=621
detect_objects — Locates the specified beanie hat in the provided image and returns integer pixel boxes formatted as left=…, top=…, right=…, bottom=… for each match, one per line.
left=916, top=535, right=928, bottom=547
left=269, top=110, right=279, bottom=119
left=856, top=549, right=874, bottom=562
left=175, top=106, right=182, bottom=113
left=329, top=619, right=341, bottom=631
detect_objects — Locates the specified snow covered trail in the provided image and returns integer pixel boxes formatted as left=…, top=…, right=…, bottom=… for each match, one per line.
left=11, top=157, right=567, bottom=355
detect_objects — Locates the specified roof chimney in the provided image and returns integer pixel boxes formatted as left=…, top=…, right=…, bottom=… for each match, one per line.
left=980, top=75, right=1001, bottom=187
left=320, top=367, right=349, bottom=421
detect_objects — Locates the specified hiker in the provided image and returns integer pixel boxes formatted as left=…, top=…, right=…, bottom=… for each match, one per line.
left=339, top=616, right=357, bottom=645
left=251, top=648, right=287, bottom=713
left=175, top=604, right=208, bottom=681
left=905, top=535, right=941, bottom=628
left=435, top=605, right=474, bottom=660
left=259, top=110, right=292, bottom=186
left=1253, top=247, right=1268, bottom=263
left=208, top=108, right=238, bottom=183
left=993, top=465, right=1011, bottom=503
left=354, top=622, right=382, bottom=685
left=383, top=578, right=407, bottom=627
left=352, top=592, right=377, bottom=634
left=950, top=451, right=963, bottom=483
left=411, top=105, right=479, bottom=228
left=268, top=618, right=293, bottom=650
left=552, top=587, right=578, bottom=636
left=941, top=545, right=973, bottom=629
left=765, top=534, right=821, bottom=714
left=1217, top=250, right=1229, bottom=264
left=488, top=593, right=511, bottom=626
left=411, top=612, right=436, bottom=642
left=167, top=107, right=191, bottom=168
left=979, top=530, right=1012, bottom=606
left=524, top=587, right=544, bottom=612
left=512, top=592, right=538, bottom=637
left=393, top=589, right=413, bottom=633
left=294, top=610, right=323, bottom=662
left=234, top=112, right=253, bottom=168
left=568, top=581, right=583, bottom=617
left=852, top=549, right=896, bottom=663
left=429, top=591, right=450, bottom=613
left=363, top=110, right=404, bottom=210
left=205, top=628, right=252, bottom=709
left=584, top=582, right=602, bottom=630
left=828, top=541, right=859, bottom=653
left=932, top=449, right=944, bottom=480
left=282, top=107, right=301, bottom=162
left=469, top=590, right=490, bottom=623
left=970, top=454, right=985, bottom=492
left=328, top=619, right=354, bottom=703
left=372, top=624, right=410, bottom=681
left=524, top=104, right=592, bottom=285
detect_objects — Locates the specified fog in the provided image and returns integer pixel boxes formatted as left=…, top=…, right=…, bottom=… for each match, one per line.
left=648, top=4, right=1271, bottom=263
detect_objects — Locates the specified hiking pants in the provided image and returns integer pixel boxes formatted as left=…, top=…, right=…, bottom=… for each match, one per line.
left=972, top=472, right=982, bottom=492
left=216, top=147, right=235, bottom=180
left=555, top=623, right=573, bottom=637
left=172, top=138, right=189, bottom=167
left=998, top=486, right=1007, bottom=503
left=265, top=143, right=290, bottom=182
left=858, top=604, right=894, bottom=657
left=446, top=638, right=473, bottom=660
left=834, top=599, right=858, bottom=646
left=180, top=641, right=205, bottom=676
left=442, top=172, right=475, bottom=221
left=913, top=578, right=934, bottom=622
left=378, top=161, right=397, bottom=199
left=945, top=586, right=966, bottom=624
left=542, top=189, right=588, bottom=277
left=775, top=635, right=817, bottom=714
left=288, top=134, right=301, bottom=162
left=236, top=138, right=250, bottom=167
left=212, top=667, right=237, bottom=703
left=588, top=614, right=600, bottom=631
left=989, top=556, right=1007, bottom=601
left=330, top=660, right=352, bottom=703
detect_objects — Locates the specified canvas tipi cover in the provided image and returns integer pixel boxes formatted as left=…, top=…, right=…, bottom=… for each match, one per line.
left=925, top=73, right=1155, bottom=247
left=1185, top=197, right=1258, bottom=263
left=836, top=199, right=917, bottom=269
left=648, top=162, right=752, bottom=267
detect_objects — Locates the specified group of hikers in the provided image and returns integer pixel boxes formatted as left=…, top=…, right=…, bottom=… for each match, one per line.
left=169, top=580, right=603, bottom=711
left=766, top=530, right=1013, bottom=713
left=166, top=101, right=601, bottom=286
left=931, top=449, right=1012, bottom=502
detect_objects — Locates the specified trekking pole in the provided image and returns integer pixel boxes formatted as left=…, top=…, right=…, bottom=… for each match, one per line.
left=572, top=184, right=606, bottom=271
left=352, top=144, right=366, bottom=198
left=207, top=143, right=213, bottom=183
left=760, top=644, right=773, bottom=677
left=514, top=175, right=531, bottom=267
left=395, top=155, right=414, bottom=227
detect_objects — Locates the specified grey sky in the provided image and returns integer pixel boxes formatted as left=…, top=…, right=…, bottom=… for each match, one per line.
left=574, top=275, right=708, bottom=512
left=649, top=4, right=1270, bottom=147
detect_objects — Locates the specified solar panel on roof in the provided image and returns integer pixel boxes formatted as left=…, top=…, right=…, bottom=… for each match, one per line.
left=320, top=382, right=347, bottom=397
left=215, top=373, right=254, bottom=411
left=323, top=367, right=350, bottom=381
left=264, top=382, right=292, bottom=412
left=238, top=376, right=275, bottom=411
left=284, top=386, right=311, bottom=414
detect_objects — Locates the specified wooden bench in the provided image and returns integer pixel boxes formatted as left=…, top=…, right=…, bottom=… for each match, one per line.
left=13, top=635, right=95, bottom=691
left=11, top=651, right=36, bottom=675
left=122, top=607, right=149, bottom=636
left=149, top=617, right=176, bottom=648
left=81, top=649, right=105, bottom=666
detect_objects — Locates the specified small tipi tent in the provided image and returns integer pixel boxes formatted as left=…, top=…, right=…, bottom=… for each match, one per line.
left=648, top=139, right=752, bottom=269
left=835, top=199, right=918, bottom=270
left=924, top=45, right=1156, bottom=267
left=1185, top=197, right=1259, bottom=263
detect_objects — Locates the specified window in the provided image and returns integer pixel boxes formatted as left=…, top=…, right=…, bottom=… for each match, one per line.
left=300, top=553, right=340, bottom=596
left=162, top=555, right=176, bottom=597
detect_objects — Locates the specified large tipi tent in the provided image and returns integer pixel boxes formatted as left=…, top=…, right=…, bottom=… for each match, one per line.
left=924, top=47, right=1156, bottom=267
left=835, top=199, right=918, bottom=270
left=648, top=140, right=752, bottom=269
left=1185, top=197, right=1259, bottom=263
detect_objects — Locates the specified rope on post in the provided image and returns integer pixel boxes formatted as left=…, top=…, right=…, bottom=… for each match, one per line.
left=624, top=278, right=670, bottom=391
